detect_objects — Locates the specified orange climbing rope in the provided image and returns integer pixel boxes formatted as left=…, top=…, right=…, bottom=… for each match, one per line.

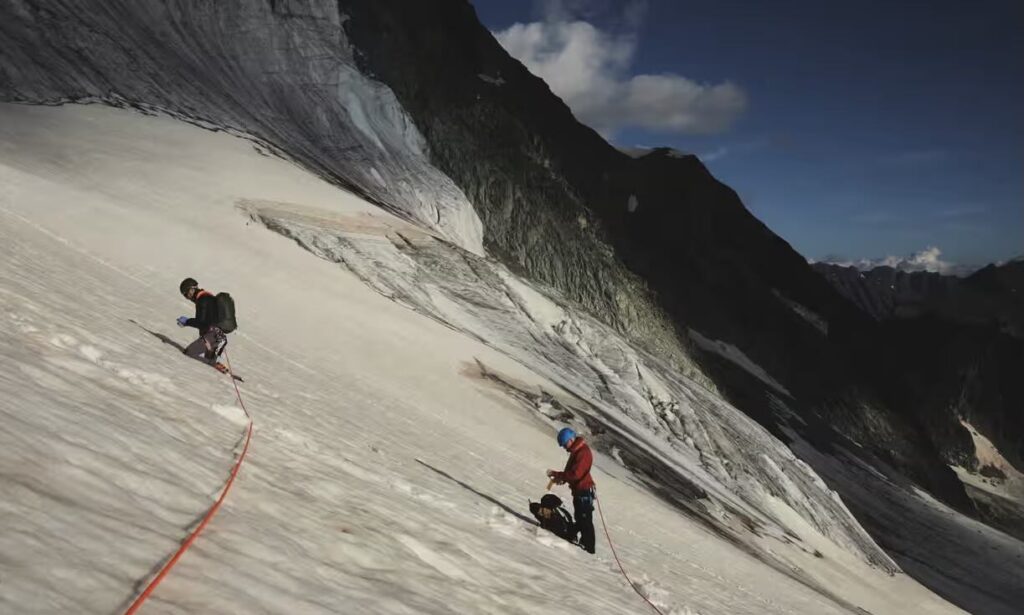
left=123, top=350, right=252, bottom=614
left=596, top=496, right=668, bottom=615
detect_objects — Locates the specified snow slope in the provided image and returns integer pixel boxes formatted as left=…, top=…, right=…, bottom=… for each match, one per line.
left=0, top=103, right=967, bottom=614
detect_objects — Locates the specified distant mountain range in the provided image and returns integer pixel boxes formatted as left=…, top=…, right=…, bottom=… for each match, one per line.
left=813, top=258, right=1024, bottom=541
left=813, top=259, right=1024, bottom=336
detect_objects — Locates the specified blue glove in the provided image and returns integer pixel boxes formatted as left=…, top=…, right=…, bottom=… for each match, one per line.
left=177, top=316, right=190, bottom=327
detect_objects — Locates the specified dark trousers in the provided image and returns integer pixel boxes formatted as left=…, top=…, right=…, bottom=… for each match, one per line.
left=183, top=327, right=227, bottom=364
left=573, top=490, right=596, bottom=554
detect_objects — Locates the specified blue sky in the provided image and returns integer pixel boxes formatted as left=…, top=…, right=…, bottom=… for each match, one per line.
left=472, top=0, right=1022, bottom=270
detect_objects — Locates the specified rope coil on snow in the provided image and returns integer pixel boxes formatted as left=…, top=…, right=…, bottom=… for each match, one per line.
left=596, top=496, right=668, bottom=615
left=123, top=350, right=252, bottom=614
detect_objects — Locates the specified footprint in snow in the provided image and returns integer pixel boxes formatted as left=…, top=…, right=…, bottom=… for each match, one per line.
left=78, top=344, right=104, bottom=363
left=270, top=427, right=320, bottom=453
left=6, top=312, right=39, bottom=333
left=18, top=363, right=75, bottom=393
left=486, top=506, right=527, bottom=536
left=395, top=534, right=473, bottom=583
left=627, top=574, right=687, bottom=615
left=211, top=403, right=249, bottom=427
left=49, top=333, right=78, bottom=349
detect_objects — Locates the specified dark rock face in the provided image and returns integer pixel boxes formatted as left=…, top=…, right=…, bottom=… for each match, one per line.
left=812, top=261, right=1024, bottom=472
left=812, top=263, right=963, bottom=321
left=963, top=260, right=1024, bottom=338
left=870, top=317, right=1024, bottom=470
left=980, top=465, right=1008, bottom=480
left=342, top=0, right=689, bottom=364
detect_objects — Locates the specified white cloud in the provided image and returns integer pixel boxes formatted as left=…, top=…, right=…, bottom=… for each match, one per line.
left=699, top=146, right=730, bottom=162
left=872, top=246, right=952, bottom=273
left=493, top=4, right=747, bottom=138
left=698, top=138, right=767, bottom=163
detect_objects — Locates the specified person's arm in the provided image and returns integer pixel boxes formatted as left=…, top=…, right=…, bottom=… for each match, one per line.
left=548, top=451, right=578, bottom=483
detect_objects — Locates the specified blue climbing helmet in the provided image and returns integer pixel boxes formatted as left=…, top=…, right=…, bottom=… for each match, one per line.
left=556, top=427, right=576, bottom=449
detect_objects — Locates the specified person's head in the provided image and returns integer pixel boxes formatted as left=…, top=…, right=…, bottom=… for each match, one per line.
left=540, top=493, right=562, bottom=509
left=180, top=277, right=199, bottom=302
left=556, top=427, right=576, bottom=450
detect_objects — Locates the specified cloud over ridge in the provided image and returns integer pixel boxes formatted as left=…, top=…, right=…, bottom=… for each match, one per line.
left=493, top=5, right=747, bottom=138
left=822, top=246, right=976, bottom=276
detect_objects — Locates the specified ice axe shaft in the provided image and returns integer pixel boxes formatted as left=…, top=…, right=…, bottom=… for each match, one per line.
left=546, top=478, right=555, bottom=491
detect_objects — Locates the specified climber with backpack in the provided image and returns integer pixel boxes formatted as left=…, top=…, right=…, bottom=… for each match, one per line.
left=529, top=493, right=577, bottom=543
left=547, top=427, right=597, bottom=554
left=177, top=277, right=237, bottom=373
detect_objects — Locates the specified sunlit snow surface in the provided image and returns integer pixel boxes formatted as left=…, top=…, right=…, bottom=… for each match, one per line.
left=0, top=104, right=975, bottom=614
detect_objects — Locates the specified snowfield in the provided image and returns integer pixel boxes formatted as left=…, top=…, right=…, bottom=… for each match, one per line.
left=0, top=104, right=971, bottom=614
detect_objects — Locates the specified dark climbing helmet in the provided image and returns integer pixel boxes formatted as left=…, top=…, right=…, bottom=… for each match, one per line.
left=179, top=277, right=198, bottom=297
left=540, top=493, right=563, bottom=508
left=557, top=427, right=576, bottom=449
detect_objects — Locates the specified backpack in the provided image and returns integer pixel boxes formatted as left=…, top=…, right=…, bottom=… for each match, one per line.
left=215, top=292, right=237, bottom=333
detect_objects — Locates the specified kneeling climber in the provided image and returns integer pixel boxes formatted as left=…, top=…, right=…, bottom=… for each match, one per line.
left=529, top=493, right=577, bottom=543
left=177, top=277, right=237, bottom=373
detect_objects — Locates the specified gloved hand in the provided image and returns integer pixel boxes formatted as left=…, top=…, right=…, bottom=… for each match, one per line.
left=176, top=316, right=190, bottom=327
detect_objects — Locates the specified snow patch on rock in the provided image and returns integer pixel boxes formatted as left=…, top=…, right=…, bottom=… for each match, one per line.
left=477, top=73, right=505, bottom=86
left=772, top=289, right=828, bottom=335
left=952, top=419, right=1024, bottom=503
left=627, top=194, right=639, bottom=213
left=689, top=329, right=792, bottom=396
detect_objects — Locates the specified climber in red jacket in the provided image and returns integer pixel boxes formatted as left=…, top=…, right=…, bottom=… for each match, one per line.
left=547, top=427, right=596, bottom=554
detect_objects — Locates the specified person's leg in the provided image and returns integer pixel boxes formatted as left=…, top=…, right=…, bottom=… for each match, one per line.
left=183, top=329, right=221, bottom=365
left=207, top=328, right=227, bottom=362
left=573, top=491, right=596, bottom=554
left=183, top=334, right=211, bottom=362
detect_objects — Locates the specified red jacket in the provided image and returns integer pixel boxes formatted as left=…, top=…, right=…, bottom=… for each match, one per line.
left=553, top=438, right=595, bottom=495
